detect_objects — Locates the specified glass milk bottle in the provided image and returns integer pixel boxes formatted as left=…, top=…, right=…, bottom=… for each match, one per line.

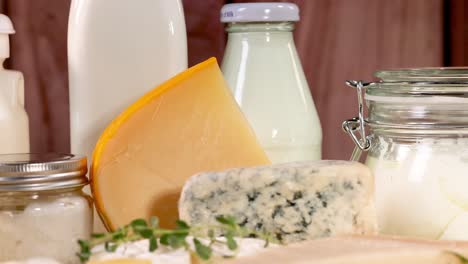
left=0, top=15, right=29, bottom=154
left=221, top=3, right=322, bottom=163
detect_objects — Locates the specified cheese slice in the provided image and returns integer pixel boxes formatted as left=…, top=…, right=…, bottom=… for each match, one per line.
left=227, top=235, right=468, bottom=264
left=91, top=58, right=270, bottom=230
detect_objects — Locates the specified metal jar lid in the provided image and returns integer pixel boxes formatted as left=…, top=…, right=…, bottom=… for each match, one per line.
left=0, top=153, right=88, bottom=191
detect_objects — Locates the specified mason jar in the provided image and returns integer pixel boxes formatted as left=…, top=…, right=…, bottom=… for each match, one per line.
left=0, top=153, right=93, bottom=263
left=343, top=68, right=468, bottom=240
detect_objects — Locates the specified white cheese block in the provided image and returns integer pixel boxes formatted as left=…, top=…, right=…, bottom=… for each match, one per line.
left=179, top=161, right=377, bottom=243
left=227, top=235, right=468, bottom=264
left=1, top=258, right=61, bottom=264
left=89, top=239, right=189, bottom=264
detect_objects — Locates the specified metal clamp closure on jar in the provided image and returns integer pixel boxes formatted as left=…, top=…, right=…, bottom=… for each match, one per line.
left=342, top=80, right=373, bottom=153
left=343, top=68, right=468, bottom=161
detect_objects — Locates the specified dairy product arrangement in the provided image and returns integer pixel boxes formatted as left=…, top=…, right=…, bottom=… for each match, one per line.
left=2, top=1, right=468, bottom=264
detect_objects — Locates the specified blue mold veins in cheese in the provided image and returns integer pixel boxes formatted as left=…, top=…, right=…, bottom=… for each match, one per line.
left=178, top=160, right=378, bottom=244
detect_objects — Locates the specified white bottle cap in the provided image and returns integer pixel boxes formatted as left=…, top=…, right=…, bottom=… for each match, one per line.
left=0, top=14, right=15, bottom=59
left=221, top=2, right=299, bottom=23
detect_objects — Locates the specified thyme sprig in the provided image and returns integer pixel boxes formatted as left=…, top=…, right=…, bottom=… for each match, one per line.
left=77, top=215, right=277, bottom=262
left=446, top=251, right=468, bottom=263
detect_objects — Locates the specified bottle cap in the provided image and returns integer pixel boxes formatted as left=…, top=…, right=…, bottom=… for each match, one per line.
left=0, top=14, right=14, bottom=59
left=221, top=2, right=299, bottom=23
left=0, top=14, right=15, bottom=34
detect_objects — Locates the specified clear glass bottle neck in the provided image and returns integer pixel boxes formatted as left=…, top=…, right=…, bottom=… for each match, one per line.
left=225, top=22, right=295, bottom=33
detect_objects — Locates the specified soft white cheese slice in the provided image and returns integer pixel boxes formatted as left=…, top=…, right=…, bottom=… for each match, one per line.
left=0, top=258, right=61, bottom=264
left=89, top=240, right=189, bottom=264
left=88, top=237, right=275, bottom=264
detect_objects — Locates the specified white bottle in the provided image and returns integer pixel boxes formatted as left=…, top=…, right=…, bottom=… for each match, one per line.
left=68, top=0, right=187, bottom=231
left=0, top=14, right=29, bottom=154
left=68, top=0, right=188, bottom=159
left=221, top=3, right=322, bottom=163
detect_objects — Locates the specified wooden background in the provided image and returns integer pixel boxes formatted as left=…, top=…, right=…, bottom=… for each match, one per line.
left=0, top=0, right=454, bottom=160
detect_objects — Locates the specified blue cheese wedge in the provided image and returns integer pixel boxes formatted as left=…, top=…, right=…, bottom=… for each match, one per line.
left=178, top=161, right=378, bottom=243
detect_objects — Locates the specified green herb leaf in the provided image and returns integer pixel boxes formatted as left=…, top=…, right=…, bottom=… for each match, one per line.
left=150, top=216, right=159, bottom=228
left=263, top=238, right=270, bottom=248
left=194, top=238, right=212, bottom=260
left=226, top=234, right=238, bottom=250
left=76, top=252, right=91, bottom=263
left=76, top=215, right=276, bottom=263
left=104, top=241, right=118, bottom=252
left=175, top=220, right=190, bottom=229
left=112, top=229, right=125, bottom=240
left=208, top=229, right=215, bottom=239
left=149, top=236, right=158, bottom=252
left=77, top=240, right=91, bottom=263
left=78, top=239, right=90, bottom=252
left=131, top=218, right=148, bottom=228
left=215, top=215, right=237, bottom=227
left=169, top=234, right=185, bottom=248
left=138, top=227, right=154, bottom=239
left=446, top=251, right=468, bottom=263
left=91, top=233, right=106, bottom=239
left=160, top=234, right=169, bottom=246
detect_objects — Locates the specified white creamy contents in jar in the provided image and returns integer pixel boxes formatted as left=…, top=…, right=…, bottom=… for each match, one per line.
left=0, top=195, right=92, bottom=264
left=366, top=137, right=468, bottom=240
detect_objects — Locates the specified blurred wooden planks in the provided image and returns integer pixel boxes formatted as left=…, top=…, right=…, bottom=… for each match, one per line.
left=2, top=0, right=443, bottom=159
left=448, top=0, right=468, bottom=66
left=183, top=0, right=226, bottom=65
left=293, top=0, right=444, bottom=159
left=5, top=0, right=71, bottom=153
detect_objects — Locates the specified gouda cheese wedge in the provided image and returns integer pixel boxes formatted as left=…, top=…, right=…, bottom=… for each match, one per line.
left=91, top=58, right=270, bottom=230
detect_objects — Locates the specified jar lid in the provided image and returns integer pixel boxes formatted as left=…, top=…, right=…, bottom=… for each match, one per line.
left=375, top=67, right=468, bottom=82
left=365, top=67, right=468, bottom=97
left=0, top=153, right=88, bottom=191
left=221, top=3, right=300, bottom=23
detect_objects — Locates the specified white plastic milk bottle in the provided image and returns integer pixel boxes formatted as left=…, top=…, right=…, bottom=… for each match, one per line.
left=68, top=0, right=188, bottom=160
left=68, top=0, right=187, bottom=231
left=0, top=14, right=29, bottom=154
left=221, top=3, right=322, bottom=163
